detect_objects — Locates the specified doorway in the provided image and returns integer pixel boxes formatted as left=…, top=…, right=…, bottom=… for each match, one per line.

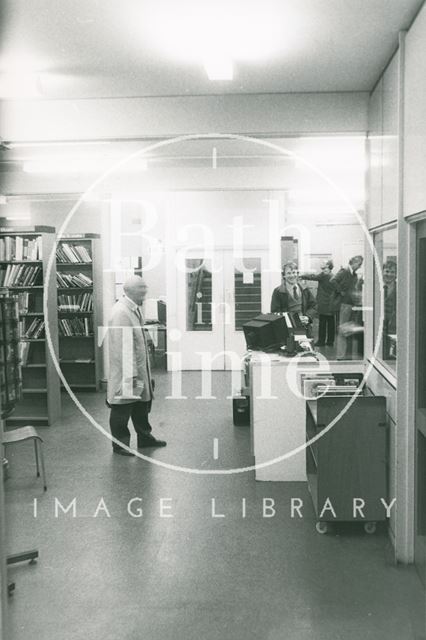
left=170, top=249, right=275, bottom=370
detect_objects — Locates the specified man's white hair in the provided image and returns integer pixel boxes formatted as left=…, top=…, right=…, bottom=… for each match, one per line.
left=123, top=275, right=146, bottom=295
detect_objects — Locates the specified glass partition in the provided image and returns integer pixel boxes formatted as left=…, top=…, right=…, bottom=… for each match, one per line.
left=374, top=227, right=397, bottom=371
left=234, top=258, right=262, bottom=331
left=186, top=258, right=212, bottom=331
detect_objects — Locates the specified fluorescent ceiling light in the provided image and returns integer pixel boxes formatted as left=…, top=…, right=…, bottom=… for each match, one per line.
left=130, top=1, right=302, bottom=77
left=23, top=156, right=148, bottom=174
left=289, top=188, right=363, bottom=204
left=204, top=56, right=233, bottom=80
left=0, top=51, right=48, bottom=98
left=8, top=141, right=111, bottom=149
left=0, top=72, right=42, bottom=98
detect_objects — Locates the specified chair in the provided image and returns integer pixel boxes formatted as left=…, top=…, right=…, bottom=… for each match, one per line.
left=2, top=425, right=47, bottom=491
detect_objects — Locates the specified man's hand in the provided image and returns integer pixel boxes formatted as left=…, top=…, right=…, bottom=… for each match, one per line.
left=300, top=315, right=310, bottom=325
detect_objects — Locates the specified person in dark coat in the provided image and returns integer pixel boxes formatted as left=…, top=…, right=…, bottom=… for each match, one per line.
left=382, top=259, right=397, bottom=359
left=270, top=262, right=317, bottom=335
left=300, top=259, right=336, bottom=346
left=330, top=255, right=364, bottom=359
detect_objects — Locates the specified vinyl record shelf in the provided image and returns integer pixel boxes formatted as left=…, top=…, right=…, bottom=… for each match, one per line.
left=0, top=226, right=61, bottom=426
left=56, top=234, right=101, bottom=391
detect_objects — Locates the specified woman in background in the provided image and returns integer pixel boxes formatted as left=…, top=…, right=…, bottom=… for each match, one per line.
left=300, top=259, right=336, bottom=346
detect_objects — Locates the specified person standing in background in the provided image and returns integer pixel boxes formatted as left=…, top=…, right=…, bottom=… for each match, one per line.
left=270, top=261, right=317, bottom=335
left=300, top=259, right=336, bottom=346
left=331, top=255, right=364, bottom=359
left=382, top=259, right=397, bottom=359
left=106, top=275, right=166, bottom=456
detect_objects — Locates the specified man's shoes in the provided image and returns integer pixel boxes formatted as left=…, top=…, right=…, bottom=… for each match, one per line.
left=137, top=435, right=167, bottom=448
left=315, top=342, right=325, bottom=347
left=326, top=342, right=334, bottom=347
left=113, top=448, right=135, bottom=456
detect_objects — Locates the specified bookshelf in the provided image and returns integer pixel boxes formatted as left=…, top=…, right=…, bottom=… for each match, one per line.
left=0, top=290, right=22, bottom=417
left=0, top=226, right=61, bottom=426
left=56, top=234, right=101, bottom=390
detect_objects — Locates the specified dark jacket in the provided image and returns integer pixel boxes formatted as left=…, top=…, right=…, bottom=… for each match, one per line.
left=384, top=284, right=397, bottom=334
left=300, top=271, right=335, bottom=315
left=270, top=283, right=317, bottom=320
left=330, top=267, right=359, bottom=308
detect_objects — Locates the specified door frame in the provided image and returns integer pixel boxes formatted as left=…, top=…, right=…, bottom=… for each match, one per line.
left=414, top=218, right=426, bottom=584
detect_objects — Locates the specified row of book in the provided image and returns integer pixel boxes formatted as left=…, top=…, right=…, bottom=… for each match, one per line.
left=0, top=236, right=42, bottom=262
left=21, top=318, right=45, bottom=339
left=59, top=317, right=93, bottom=337
left=56, top=243, right=92, bottom=264
left=58, top=292, right=93, bottom=312
left=56, top=272, right=93, bottom=288
left=0, top=265, right=42, bottom=287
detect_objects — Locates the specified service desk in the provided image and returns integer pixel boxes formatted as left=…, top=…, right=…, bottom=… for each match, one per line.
left=248, top=353, right=364, bottom=481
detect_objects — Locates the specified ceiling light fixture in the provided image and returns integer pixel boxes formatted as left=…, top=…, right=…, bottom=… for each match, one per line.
left=204, top=55, right=233, bottom=81
left=132, top=1, right=301, bottom=82
left=0, top=51, right=47, bottom=98
left=8, top=140, right=111, bottom=149
left=22, top=156, right=148, bottom=174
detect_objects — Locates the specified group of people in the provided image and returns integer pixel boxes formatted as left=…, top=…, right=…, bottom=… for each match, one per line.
left=105, top=256, right=396, bottom=455
left=270, top=255, right=365, bottom=358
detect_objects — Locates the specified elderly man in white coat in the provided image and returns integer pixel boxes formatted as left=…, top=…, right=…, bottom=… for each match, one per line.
left=107, top=275, right=166, bottom=456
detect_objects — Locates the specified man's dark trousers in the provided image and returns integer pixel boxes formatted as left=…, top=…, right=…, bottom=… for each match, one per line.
left=109, top=401, right=152, bottom=450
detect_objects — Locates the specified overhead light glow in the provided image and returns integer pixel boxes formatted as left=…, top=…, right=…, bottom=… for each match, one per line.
left=0, top=51, right=48, bottom=98
left=23, top=156, right=148, bottom=174
left=0, top=72, right=42, bottom=98
left=204, top=56, right=233, bottom=80
left=8, top=141, right=111, bottom=149
left=129, top=1, right=302, bottom=79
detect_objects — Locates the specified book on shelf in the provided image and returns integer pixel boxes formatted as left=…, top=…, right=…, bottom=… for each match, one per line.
left=15, top=291, right=33, bottom=314
left=19, top=341, right=31, bottom=365
left=56, top=272, right=93, bottom=288
left=58, top=292, right=93, bottom=312
left=56, top=243, right=92, bottom=264
left=59, top=317, right=93, bottom=337
left=0, top=236, right=42, bottom=261
left=0, top=264, right=42, bottom=287
left=22, top=318, right=45, bottom=339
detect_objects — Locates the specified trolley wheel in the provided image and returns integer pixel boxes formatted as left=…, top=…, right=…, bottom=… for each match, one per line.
left=364, top=522, right=377, bottom=534
left=315, top=521, right=329, bottom=534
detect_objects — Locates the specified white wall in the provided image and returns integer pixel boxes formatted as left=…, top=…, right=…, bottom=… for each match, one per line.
left=365, top=3, right=426, bottom=562
left=403, top=1, right=426, bottom=217
left=367, top=52, right=400, bottom=230
left=0, top=92, right=369, bottom=142
left=366, top=48, right=401, bottom=554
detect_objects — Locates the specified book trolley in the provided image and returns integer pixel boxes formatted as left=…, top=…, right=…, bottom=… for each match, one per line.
left=305, top=374, right=388, bottom=534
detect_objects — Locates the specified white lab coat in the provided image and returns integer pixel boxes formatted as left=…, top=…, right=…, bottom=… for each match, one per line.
left=106, top=296, right=153, bottom=405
